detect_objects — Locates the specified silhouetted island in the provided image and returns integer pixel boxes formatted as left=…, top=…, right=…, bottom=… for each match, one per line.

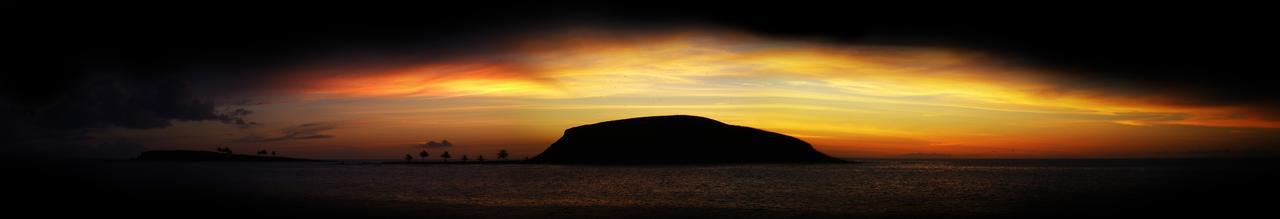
left=531, top=115, right=845, bottom=164
left=135, top=150, right=322, bottom=162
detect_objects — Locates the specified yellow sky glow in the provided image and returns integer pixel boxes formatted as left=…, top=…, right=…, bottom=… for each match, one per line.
left=105, top=29, right=1280, bottom=159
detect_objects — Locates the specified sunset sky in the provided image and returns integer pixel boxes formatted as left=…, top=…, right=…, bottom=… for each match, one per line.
left=53, top=27, right=1275, bottom=160
left=10, top=7, right=1280, bottom=219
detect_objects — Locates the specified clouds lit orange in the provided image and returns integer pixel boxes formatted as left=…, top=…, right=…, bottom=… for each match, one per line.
left=127, top=29, right=1280, bottom=159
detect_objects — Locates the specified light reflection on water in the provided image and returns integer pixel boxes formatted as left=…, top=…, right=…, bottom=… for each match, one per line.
left=94, top=159, right=1261, bottom=216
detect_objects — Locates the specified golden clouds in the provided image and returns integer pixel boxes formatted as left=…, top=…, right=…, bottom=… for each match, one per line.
left=297, top=63, right=562, bottom=98
left=266, top=29, right=1277, bottom=157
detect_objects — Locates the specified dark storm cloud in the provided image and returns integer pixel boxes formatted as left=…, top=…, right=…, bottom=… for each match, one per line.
left=236, top=122, right=339, bottom=143
left=34, top=77, right=251, bottom=130
left=421, top=140, right=454, bottom=148
left=1, top=72, right=255, bottom=157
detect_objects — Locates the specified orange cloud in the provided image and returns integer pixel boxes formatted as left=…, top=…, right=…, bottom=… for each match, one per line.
left=293, top=61, right=561, bottom=98
left=236, top=29, right=1279, bottom=158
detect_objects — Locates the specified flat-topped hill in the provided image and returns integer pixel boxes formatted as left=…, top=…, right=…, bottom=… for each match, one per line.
left=530, top=115, right=845, bottom=164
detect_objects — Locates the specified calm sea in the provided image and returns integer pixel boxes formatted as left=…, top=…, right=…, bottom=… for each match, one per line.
left=14, top=159, right=1280, bottom=218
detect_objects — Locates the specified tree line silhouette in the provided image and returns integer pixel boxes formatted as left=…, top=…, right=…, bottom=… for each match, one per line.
left=215, top=147, right=278, bottom=157
left=403, top=149, right=510, bottom=163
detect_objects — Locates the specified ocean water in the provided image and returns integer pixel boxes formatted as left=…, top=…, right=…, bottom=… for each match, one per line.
left=19, top=159, right=1280, bottom=218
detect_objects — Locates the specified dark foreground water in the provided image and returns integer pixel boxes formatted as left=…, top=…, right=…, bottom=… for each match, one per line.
left=9, top=159, right=1280, bottom=218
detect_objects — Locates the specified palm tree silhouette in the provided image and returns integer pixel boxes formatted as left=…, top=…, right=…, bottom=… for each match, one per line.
left=441, top=151, right=452, bottom=162
left=419, top=150, right=429, bottom=162
left=498, top=150, right=509, bottom=160
left=404, top=154, right=413, bottom=162
left=461, top=155, right=469, bottom=162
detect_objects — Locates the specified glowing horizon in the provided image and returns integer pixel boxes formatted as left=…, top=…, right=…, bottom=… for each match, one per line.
left=96, top=29, right=1280, bottom=159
